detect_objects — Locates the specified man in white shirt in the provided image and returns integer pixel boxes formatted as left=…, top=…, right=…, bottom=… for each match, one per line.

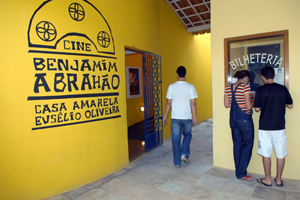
left=163, top=66, right=198, bottom=168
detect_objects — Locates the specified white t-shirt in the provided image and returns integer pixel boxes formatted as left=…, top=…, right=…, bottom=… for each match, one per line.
left=166, top=81, right=198, bottom=119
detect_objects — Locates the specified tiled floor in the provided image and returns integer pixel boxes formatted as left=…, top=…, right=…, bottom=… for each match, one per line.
left=46, top=119, right=300, bottom=200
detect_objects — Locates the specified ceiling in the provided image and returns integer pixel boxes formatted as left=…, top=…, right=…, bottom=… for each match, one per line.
left=167, top=0, right=211, bottom=35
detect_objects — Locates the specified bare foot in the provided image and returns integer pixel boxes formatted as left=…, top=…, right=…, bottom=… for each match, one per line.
left=257, top=178, right=272, bottom=186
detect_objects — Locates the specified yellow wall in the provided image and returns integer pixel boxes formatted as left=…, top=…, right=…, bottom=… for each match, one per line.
left=212, top=0, right=300, bottom=180
left=125, top=53, right=144, bottom=127
left=0, top=0, right=212, bottom=199
left=159, top=0, right=212, bottom=139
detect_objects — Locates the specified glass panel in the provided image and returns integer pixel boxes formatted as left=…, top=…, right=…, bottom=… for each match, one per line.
left=228, top=36, right=285, bottom=90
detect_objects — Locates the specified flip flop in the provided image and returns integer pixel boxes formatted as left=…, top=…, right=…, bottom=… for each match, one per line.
left=274, top=178, right=284, bottom=187
left=257, top=178, right=272, bottom=187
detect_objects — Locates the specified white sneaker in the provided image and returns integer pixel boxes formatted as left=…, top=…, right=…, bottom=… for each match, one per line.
left=181, top=155, right=190, bottom=163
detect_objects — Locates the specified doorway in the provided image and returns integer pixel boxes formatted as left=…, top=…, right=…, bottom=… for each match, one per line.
left=125, top=49, right=163, bottom=161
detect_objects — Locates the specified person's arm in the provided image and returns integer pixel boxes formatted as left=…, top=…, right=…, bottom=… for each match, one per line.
left=244, top=84, right=254, bottom=110
left=191, top=98, right=197, bottom=125
left=251, top=92, right=256, bottom=105
left=285, top=88, right=293, bottom=109
left=224, top=94, right=231, bottom=108
left=163, top=99, right=172, bottom=125
left=244, top=93, right=253, bottom=110
left=253, top=88, right=261, bottom=112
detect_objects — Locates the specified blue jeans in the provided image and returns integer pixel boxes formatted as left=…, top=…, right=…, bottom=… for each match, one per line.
left=230, top=84, right=254, bottom=178
left=171, top=119, right=193, bottom=167
left=230, top=117, right=254, bottom=178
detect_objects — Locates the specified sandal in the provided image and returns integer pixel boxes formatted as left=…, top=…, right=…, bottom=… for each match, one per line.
left=257, top=178, right=272, bottom=187
left=274, top=178, right=284, bottom=187
left=240, top=175, right=255, bottom=181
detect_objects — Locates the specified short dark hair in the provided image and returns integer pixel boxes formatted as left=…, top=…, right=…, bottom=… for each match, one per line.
left=177, top=66, right=186, bottom=77
left=233, top=70, right=251, bottom=80
left=261, top=66, right=275, bottom=80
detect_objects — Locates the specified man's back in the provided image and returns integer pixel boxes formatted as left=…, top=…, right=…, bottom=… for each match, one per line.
left=163, top=66, right=198, bottom=168
left=254, top=83, right=293, bottom=130
left=253, top=66, right=293, bottom=187
left=166, top=81, right=197, bottom=119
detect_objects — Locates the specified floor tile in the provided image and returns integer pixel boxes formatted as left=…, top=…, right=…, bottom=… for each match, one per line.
left=252, top=185, right=287, bottom=200
left=174, top=196, right=195, bottom=200
left=195, top=175, right=228, bottom=190
left=287, top=191, right=300, bottom=200
left=211, top=190, right=252, bottom=200
left=192, top=129, right=208, bottom=135
left=162, top=138, right=173, bottom=146
left=100, top=178, right=153, bottom=199
left=127, top=153, right=156, bottom=168
left=149, top=145, right=171, bottom=154
left=132, top=173, right=168, bottom=187
left=155, top=166, right=182, bottom=178
left=113, top=168, right=130, bottom=177
left=180, top=184, right=217, bottom=199
left=90, top=175, right=114, bottom=188
left=289, top=179, right=300, bottom=192
left=140, top=163, right=180, bottom=179
left=171, top=170, right=203, bottom=184
left=147, top=157, right=191, bottom=170
left=183, top=163, right=212, bottom=174
left=44, top=195, right=71, bottom=200
left=63, top=185, right=94, bottom=199
left=158, top=149, right=174, bottom=159
left=148, top=157, right=176, bottom=168
left=190, top=143, right=213, bottom=153
left=100, top=178, right=128, bottom=193
left=117, top=167, right=168, bottom=187
left=191, top=134, right=211, bottom=142
left=205, top=167, right=234, bottom=179
left=73, top=188, right=130, bottom=200
left=157, top=179, right=191, bottom=195
left=191, top=154, right=213, bottom=166
left=221, top=180, right=256, bottom=196
left=189, top=149, right=207, bottom=158
left=139, top=189, right=178, bottom=200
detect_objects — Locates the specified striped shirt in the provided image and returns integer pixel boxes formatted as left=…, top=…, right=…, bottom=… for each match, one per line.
left=224, top=83, right=251, bottom=114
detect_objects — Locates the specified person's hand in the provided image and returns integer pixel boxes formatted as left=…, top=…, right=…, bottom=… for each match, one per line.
left=250, top=91, right=256, bottom=99
left=163, top=116, right=168, bottom=125
left=192, top=118, right=197, bottom=125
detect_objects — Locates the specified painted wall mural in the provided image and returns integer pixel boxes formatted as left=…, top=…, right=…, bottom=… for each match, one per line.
left=27, top=0, right=121, bottom=130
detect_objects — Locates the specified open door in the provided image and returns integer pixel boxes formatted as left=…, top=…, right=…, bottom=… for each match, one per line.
left=143, top=52, right=163, bottom=151
left=125, top=52, right=145, bottom=161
